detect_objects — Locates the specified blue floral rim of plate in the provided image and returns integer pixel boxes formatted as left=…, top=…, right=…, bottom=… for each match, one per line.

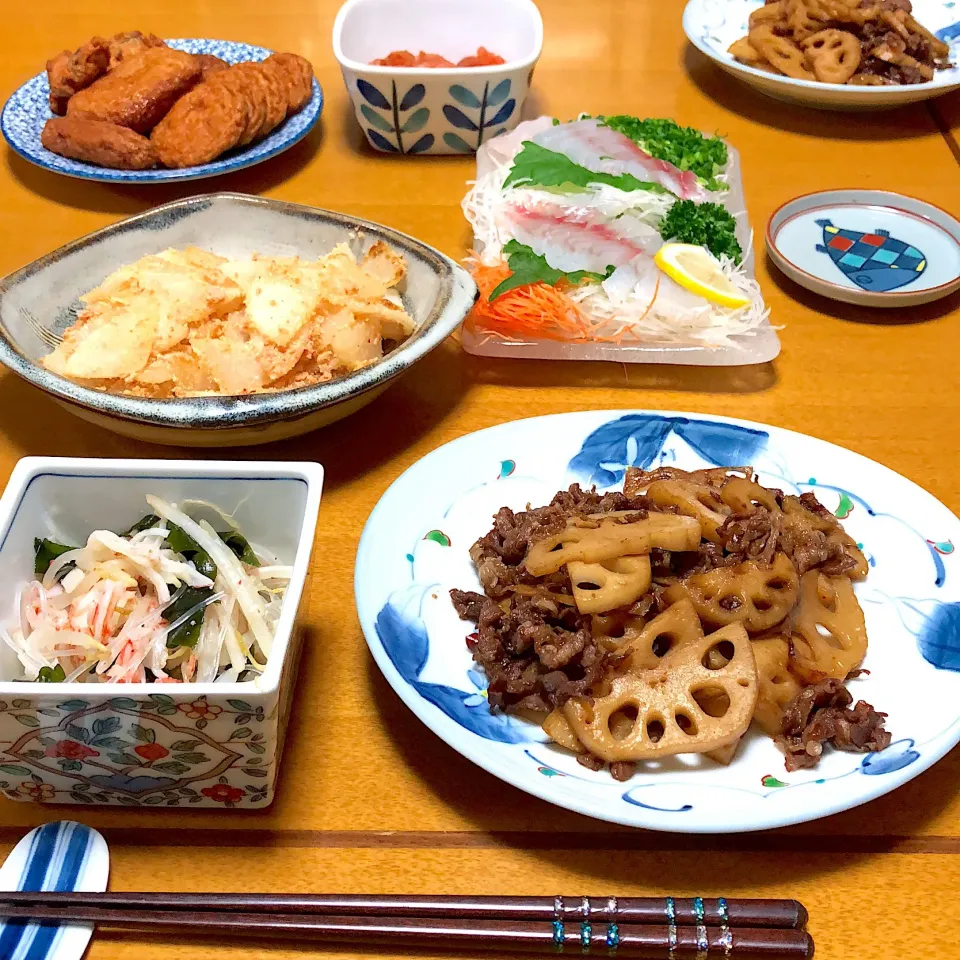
left=357, top=411, right=960, bottom=830
left=0, top=39, right=323, bottom=184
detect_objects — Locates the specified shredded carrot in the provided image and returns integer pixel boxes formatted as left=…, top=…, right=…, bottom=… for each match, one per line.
left=467, top=259, right=628, bottom=344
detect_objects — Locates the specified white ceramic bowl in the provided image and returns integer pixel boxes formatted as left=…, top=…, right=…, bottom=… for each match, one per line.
left=0, top=193, right=477, bottom=447
left=0, top=457, right=322, bottom=809
left=333, top=0, right=542, bottom=154
left=683, top=0, right=960, bottom=109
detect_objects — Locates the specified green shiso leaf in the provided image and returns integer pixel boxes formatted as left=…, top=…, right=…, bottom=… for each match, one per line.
left=503, top=142, right=667, bottom=194
left=489, top=240, right=613, bottom=301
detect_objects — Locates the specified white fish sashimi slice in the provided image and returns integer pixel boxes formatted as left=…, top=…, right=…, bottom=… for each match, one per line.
left=476, top=116, right=556, bottom=181
left=502, top=196, right=662, bottom=275
left=532, top=118, right=706, bottom=202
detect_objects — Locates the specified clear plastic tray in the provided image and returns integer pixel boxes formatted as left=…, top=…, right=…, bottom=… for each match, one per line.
left=460, top=142, right=781, bottom=366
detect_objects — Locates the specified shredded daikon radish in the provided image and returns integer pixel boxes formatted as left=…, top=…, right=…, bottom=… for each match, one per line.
left=2, top=496, right=292, bottom=684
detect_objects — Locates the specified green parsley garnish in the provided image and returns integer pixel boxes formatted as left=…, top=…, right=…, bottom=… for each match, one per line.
left=489, top=240, right=613, bottom=301
left=658, top=200, right=742, bottom=264
left=598, top=116, right=728, bottom=192
left=503, top=142, right=667, bottom=194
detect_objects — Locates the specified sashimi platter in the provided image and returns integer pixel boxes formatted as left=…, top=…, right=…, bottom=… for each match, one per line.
left=461, top=115, right=781, bottom=365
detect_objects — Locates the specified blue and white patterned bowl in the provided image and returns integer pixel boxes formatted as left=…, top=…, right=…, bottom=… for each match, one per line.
left=0, top=39, right=323, bottom=183
left=356, top=410, right=960, bottom=833
left=333, top=0, right=542, bottom=155
left=683, top=0, right=960, bottom=110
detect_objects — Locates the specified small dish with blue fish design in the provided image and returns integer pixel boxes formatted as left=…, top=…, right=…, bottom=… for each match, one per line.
left=332, top=0, right=542, bottom=156
left=766, top=189, right=960, bottom=308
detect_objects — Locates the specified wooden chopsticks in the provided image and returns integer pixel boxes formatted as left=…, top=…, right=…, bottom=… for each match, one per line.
left=0, top=892, right=813, bottom=958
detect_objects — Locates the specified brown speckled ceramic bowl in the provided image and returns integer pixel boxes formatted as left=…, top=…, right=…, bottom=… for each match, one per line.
left=0, top=193, right=477, bottom=446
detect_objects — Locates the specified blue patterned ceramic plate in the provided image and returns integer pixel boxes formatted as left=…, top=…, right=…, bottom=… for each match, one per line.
left=0, top=39, right=323, bottom=183
left=356, top=410, right=960, bottom=833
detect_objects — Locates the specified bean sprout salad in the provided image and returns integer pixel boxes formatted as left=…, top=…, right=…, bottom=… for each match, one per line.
left=1, top=497, right=291, bottom=684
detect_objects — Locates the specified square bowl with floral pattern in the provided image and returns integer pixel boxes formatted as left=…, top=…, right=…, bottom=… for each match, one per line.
left=0, top=456, right=322, bottom=809
left=333, top=0, right=542, bottom=155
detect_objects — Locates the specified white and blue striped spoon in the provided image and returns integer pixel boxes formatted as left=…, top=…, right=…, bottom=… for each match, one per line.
left=0, top=822, right=109, bottom=960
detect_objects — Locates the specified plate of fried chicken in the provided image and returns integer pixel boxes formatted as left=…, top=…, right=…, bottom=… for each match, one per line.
left=1, top=30, right=322, bottom=181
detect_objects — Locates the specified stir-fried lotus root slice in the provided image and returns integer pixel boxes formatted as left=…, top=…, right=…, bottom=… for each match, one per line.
left=751, top=636, right=804, bottom=737
left=789, top=571, right=867, bottom=681
left=802, top=29, right=862, bottom=84
left=720, top=476, right=781, bottom=515
left=616, top=599, right=704, bottom=672
left=524, top=514, right=700, bottom=576
left=749, top=26, right=815, bottom=80
left=662, top=553, right=800, bottom=634
left=705, top=736, right=743, bottom=766
left=645, top=480, right=731, bottom=543
left=542, top=708, right=586, bottom=753
left=568, top=555, right=651, bottom=614
left=781, top=496, right=868, bottom=579
left=591, top=610, right=648, bottom=652
left=624, top=465, right=751, bottom=497
left=748, top=1, right=786, bottom=29
left=563, top=623, right=759, bottom=762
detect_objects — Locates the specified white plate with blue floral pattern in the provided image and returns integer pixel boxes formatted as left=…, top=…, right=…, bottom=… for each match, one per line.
left=683, top=0, right=960, bottom=109
left=1, top=39, right=323, bottom=183
left=355, top=410, right=960, bottom=833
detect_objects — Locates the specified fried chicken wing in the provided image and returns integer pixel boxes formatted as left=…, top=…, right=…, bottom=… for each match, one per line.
left=41, top=116, right=157, bottom=170
left=46, top=37, right=111, bottom=114
left=67, top=48, right=201, bottom=133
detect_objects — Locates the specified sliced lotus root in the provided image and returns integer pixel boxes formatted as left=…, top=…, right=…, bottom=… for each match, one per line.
left=568, top=555, right=652, bottom=614
left=624, top=466, right=750, bottom=497
left=728, top=37, right=764, bottom=65
left=591, top=611, right=648, bottom=652
left=720, top=477, right=781, bottom=515
left=750, top=25, right=815, bottom=80
left=781, top=496, right=867, bottom=579
left=751, top=635, right=804, bottom=737
left=802, top=28, right=862, bottom=83
left=662, top=552, right=799, bottom=634
left=645, top=480, right=731, bottom=543
left=542, top=708, right=586, bottom=753
left=786, top=0, right=825, bottom=40
left=789, top=571, right=867, bottom=681
left=617, top=599, right=705, bottom=673
left=705, top=735, right=742, bottom=765
left=563, top=623, right=759, bottom=762
left=524, top=514, right=700, bottom=577
left=748, top=1, right=786, bottom=29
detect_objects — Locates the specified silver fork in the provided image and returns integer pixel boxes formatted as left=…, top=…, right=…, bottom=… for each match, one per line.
left=20, top=309, right=63, bottom=350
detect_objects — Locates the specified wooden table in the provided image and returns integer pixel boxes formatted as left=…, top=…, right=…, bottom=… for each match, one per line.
left=1, top=2, right=959, bottom=958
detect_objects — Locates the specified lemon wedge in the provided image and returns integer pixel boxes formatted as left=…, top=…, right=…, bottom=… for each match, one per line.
left=654, top=244, right=751, bottom=309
